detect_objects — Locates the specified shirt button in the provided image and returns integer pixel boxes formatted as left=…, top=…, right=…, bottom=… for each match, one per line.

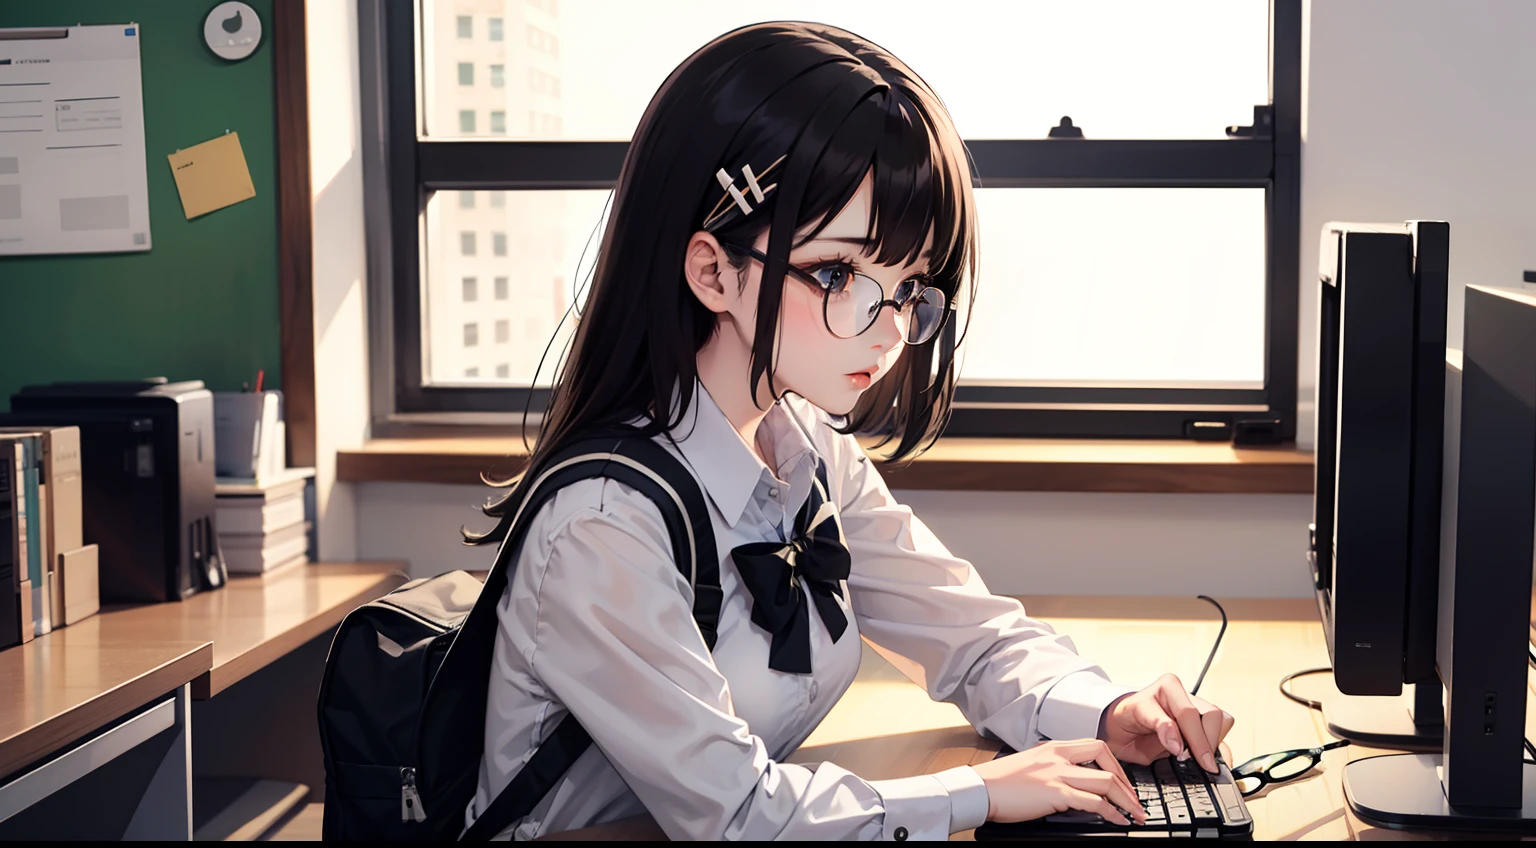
left=768, top=487, right=779, bottom=498
left=809, top=681, right=819, bottom=700
left=894, top=826, right=909, bottom=841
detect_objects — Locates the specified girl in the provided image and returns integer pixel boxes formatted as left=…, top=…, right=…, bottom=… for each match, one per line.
left=464, top=21, right=1235, bottom=841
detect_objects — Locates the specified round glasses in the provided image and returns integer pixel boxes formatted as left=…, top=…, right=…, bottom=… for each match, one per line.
left=722, top=244, right=949, bottom=345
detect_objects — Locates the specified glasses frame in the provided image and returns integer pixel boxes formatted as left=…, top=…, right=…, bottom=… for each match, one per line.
left=1231, top=739, right=1351, bottom=797
left=720, top=243, right=950, bottom=345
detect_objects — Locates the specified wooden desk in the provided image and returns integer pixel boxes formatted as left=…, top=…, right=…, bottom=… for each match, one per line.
left=529, top=595, right=1380, bottom=841
left=0, top=561, right=407, bottom=840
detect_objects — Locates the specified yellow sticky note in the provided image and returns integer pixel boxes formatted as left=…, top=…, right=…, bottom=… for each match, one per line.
left=167, top=131, right=257, bottom=219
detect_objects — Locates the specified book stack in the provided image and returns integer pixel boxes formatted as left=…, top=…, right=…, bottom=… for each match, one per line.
left=216, top=466, right=315, bottom=577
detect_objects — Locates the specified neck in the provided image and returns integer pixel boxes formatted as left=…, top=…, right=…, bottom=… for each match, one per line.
left=695, top=318, right=777, bottom=463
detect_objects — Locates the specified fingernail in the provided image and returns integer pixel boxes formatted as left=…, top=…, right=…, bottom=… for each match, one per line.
left=1177, top=748, right=1190, bottom=762
left=1202, top=752, right=1218, bottom=773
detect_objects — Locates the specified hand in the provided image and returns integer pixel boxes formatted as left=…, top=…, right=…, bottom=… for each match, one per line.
left=1101, top=673, right=1236, bottom=774
left=971, top=739, right=1148, bottom=826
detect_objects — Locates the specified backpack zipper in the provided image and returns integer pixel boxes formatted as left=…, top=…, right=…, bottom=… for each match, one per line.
left=401, top=766, right=427, bottom=822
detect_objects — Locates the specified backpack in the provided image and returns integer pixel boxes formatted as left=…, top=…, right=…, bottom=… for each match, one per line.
left=317, top=429, right=722, bottom=841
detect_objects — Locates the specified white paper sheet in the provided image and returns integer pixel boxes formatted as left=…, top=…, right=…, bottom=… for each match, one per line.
left=0, top=24, right=151, bottom=255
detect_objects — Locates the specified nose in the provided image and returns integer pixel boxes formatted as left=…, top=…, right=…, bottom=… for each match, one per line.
left=868, top=297, right=905, bottom=352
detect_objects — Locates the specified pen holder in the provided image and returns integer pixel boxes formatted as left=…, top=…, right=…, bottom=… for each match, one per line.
left=213, top=390, right=283, bottom=480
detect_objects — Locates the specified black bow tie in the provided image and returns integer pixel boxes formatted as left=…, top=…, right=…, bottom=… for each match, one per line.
left=731, top=471, right=851, bottom=674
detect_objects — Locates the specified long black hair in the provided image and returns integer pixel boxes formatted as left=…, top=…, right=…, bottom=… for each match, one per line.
left=465, top=21, right=978, bottom=547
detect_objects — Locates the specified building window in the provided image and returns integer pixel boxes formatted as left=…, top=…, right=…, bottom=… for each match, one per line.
left=490, top=64, right=504, bottom=88
left=489, top=191, right=505, bottom=208
left=495, top=319, right=510, bottom=344
left=459, top=231, right=475, bottom=256
left=458, top=190, right=474, bottom=208
left=457, top=62, right=473, bottom=86
left=494, top=276, right=508, bottom=300
left=465, top=367, right=479, bottom=378
left=490, top=110, right=506, bottom=134
left=455, top=15, right=471, bottom=39
left=488, top=17, right=503, bottom=42
left=462, top=276, right=477, bottom=302
left=463, top=323, right=479, bottom=348
left=492, top=232, right=507, bottom=257
left=458, top=109, right=475, bottom=134
left=495, top=363, right=509, bottom=379
left=528, top=68, right=561, bottom=97
left=526, top=24, right=559, bottom=58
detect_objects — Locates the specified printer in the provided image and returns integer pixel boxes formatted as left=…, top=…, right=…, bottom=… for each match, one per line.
left=4, top=379, right=227, bottom=603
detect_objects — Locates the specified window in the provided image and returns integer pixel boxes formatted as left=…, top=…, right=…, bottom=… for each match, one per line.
left=463, top=323, right=479, bottom=348
left=459, top=231, right=475, bottom=256
left=457, top=62, right=473, bottom=86
left=458, top=190, right=474, bottom=208
left=528, top=68, right=561, bottom=97
left=496, top=363, right=510, bottom=379
left=489, top=17, right=504, bottom=41
left=462, top=276, right=477, bottom=302
left=490, top=110, right=506, bottom=134
left=495, top=319, right=510, bottom=344
left=490, top=64, right=505, bottom=88
left=465, top=367, right=479, bottom=377
left=492, top=232, right=507, bottom=257
left=388, top=2, right=1301, bottom=438
left=455, top=15, right=471, bottom=39
left=526, top=24, right=559, bottom=57
left=458, top=109, right=475, bottom=134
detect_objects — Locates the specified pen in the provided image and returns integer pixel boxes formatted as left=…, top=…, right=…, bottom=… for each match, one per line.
left=254, top=369, right=265, bottom=393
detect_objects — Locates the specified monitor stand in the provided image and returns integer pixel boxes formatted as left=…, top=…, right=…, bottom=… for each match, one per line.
left=1321, top=682, right=1442, bottom=752
left=1346, top=754, right=1536, bottom=833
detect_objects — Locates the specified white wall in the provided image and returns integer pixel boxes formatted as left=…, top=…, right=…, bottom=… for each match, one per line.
left=344, top=0, right=1534, bottom=597
left=309, top=0, right=371, bottom=560
left=356, top=482, right=1316, bottom=598
left=1296, top=0, right=1536, bottom=447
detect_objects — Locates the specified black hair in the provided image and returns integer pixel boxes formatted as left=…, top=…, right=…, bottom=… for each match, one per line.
left=465, top=20, right=978, bottom=547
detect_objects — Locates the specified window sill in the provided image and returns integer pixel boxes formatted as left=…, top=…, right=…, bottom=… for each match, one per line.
left=335, top=434, right=1313, bottom=494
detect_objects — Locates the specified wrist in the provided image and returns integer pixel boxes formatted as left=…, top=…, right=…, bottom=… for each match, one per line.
left=1098, top=693, right=1133, bottom=741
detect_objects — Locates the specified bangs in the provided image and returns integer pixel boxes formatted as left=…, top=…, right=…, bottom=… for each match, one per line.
left=791, top=89, right=973, bottom=295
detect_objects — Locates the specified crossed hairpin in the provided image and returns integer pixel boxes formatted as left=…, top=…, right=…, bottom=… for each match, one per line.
left=702, top=154, right=787, bottom=230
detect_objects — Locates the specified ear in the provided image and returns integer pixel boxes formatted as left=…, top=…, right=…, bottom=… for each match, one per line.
left=683, top=231, right=738, bottom=314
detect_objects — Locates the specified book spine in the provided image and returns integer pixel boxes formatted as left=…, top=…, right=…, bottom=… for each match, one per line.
left=21, top=436, right=46, bottom=636
left=0, top=446, right=18, bottom=650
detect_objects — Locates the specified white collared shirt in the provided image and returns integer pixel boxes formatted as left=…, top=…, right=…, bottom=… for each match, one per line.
left=468, top=383, right=1135, bottom=840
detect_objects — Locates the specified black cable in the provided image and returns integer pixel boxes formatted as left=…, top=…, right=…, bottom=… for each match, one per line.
left=1190, top=596, right=1228, bottom=697
left=1279, top=667, right=1331, bottom=711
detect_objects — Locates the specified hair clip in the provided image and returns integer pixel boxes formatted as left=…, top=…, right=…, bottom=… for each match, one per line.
left=702, top=154, right=787, bottom=230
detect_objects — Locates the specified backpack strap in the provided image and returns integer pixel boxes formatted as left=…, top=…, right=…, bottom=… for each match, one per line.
left=459, top=430, right=719, bottom=841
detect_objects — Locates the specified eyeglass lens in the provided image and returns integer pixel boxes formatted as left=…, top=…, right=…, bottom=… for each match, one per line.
left=826, top=273, right=946, bottom=344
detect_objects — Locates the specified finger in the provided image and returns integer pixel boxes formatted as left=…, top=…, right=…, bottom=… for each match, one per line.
left=1083, top=741, right=1140, bottom=807
left=1130, top=695, right=1184, bottom=758
left=1060, top=786, right=1131, bottom=827
left=1193, top=700, right=1231, bottom=761
left=1158, top=679, right=1219, bottom=774
left=1050, top=740, right=1138, bottom=807
left=1061, top=769, right=1146, bottom=825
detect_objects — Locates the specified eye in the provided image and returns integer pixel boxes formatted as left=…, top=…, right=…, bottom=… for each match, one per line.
left=808, top=262, right=854, bottom=295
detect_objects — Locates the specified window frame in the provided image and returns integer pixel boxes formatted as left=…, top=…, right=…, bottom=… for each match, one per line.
left=367, top=1, right=1301, bottom=441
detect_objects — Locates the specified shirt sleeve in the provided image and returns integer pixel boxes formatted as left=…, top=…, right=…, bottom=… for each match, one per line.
left=826, top=431, right=1137, bottom=751
left=520, top=478, right=977, bottom=840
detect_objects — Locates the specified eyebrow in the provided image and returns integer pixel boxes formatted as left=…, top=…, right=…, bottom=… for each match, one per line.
left=806, top=236, right=934, bottom=261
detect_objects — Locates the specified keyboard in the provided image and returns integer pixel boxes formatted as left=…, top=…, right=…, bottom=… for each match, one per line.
left=973, top=750, right=1255, bottom=840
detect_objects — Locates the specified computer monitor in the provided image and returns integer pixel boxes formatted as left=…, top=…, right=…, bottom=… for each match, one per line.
left=1308, top=220, right=1448, bottom=749
left=1343, top=285, right=1536, bottom=830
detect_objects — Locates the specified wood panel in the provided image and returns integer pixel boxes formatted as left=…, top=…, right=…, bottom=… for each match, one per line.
left=336, top=435, right=1314, bottom=494
left=90, top=562, right=407, bottom=699
left=273, top=0, right=316, bottom=468
left=0, top=641, right=211, bottom=779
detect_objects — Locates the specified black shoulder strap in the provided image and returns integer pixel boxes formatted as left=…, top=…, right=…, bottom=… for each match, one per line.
left=460, top=430, right=719, bottom=841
